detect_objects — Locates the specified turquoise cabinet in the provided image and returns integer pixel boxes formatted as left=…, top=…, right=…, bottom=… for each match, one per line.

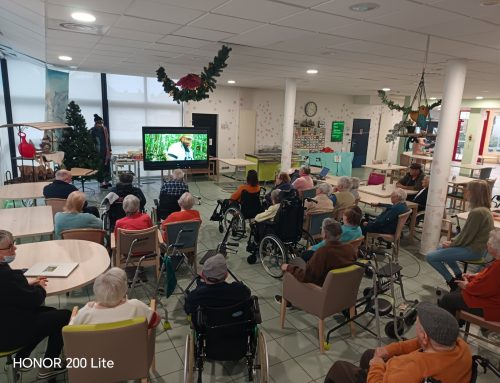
left=307, top=152, right=354, bottom=176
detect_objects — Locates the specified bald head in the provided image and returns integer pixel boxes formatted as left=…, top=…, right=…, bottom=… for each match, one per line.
left=55, top=169, right=72, bottom=183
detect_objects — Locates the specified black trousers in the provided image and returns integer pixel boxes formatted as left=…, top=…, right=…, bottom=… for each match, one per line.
left=438, top=290, right=483, bottom=319
left=325, top=349, right=374, bottom=383
left=15, top=306, right=71, bottom=360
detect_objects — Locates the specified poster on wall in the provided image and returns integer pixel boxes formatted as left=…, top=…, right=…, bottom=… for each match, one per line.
left=331, top=121, right=344, bottom=142
left=45, top=69, right=69, bottom=151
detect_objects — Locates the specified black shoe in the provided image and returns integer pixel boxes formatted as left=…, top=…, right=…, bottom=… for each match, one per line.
left=447, top=279, right=459, bottom=292
left=37, top=367, right=67, bottom=379
left=247, top=254, right=257, bottom=264
left=274, top=295, right=292, bottom=308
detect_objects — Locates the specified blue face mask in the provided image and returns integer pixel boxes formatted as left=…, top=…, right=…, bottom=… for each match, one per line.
left=2, top=255, right=15, bottom=264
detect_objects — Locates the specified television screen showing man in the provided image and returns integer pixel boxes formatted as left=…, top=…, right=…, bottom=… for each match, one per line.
left=165, top=134, right=194, bottom=161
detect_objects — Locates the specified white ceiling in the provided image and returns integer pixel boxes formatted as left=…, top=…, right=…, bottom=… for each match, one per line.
left=1, top=0, right=500, bottom=98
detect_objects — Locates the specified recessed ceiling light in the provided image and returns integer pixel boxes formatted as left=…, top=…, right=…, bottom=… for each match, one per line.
left=476, top=96, right=484, bottom=100
left=349, top=2, right=380, bottom=12
left=381, top=87, right=391, bottom=92
left=58, top=55, right=72, bottom=61
left=71, top=12, right=96, bottom=22
left=306, top=69, right=318, bottom=74
left=429, top=97, right=437, bottom=100
left=227, top=80, right=235, bottom=84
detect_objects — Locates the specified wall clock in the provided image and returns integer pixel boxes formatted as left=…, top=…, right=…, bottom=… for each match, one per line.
left=305, top=101, right=317, bottom=117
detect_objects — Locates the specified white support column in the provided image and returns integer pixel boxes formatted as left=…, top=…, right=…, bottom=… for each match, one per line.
left=421, top=60, right=467, bottom=255
left=281, top=78, right=297, bottom=170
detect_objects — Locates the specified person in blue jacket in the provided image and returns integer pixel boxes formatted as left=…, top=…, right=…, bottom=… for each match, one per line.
left=361, top=188, right=409, bottom=235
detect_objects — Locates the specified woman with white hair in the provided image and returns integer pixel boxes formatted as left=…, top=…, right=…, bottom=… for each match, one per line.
left=114, top=194, right=153, bottom=237
left=157, top=168, right=189, bottom=220
left=330, top=176, right=355, bottom=209
left=438, top=229, right=500, bottom=322
left=361, top=188, right=409, bottom=235
left=303, top=182, right=334, bottom=229
left=161, top=192, right=201, bottom=240
left=70, top=267, right=159, bottom=328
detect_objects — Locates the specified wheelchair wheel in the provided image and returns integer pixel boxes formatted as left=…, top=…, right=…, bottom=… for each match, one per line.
left=224, top=207, right=245, bottom=237
left=184, top=333, right=195, bottom=383
left=385, top=317, right=405, bottom=339
left=253, top=330, right=269, bottom=383
left=260, top=235, right=287, bottom=278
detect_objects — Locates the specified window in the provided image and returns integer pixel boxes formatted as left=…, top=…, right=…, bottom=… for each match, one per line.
left=488, top=115, right=500, bottom=152
left=68, top=71, right=102, bottom=127
left=0, top=62, right=10, bottom=183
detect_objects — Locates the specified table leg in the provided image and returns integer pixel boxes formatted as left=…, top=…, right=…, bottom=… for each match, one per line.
left=137, top=160, right=141, bottom=186
left=409, top=205, right=417, bottom=243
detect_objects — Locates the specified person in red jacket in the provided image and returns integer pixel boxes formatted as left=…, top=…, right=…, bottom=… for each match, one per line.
left=438, top=228, right=500, bottom=322
left=114, top=194, right=153, bottom=237
left=161, top=192, right=201, bottom=241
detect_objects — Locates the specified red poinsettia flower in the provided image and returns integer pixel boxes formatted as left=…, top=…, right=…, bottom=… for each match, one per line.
left=176, top=74, right=202, bottom=90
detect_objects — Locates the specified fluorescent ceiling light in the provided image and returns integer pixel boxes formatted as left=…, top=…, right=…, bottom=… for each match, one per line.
left=349, top=3, right=380, bottom=12
left=58, top=55, right=72, bottom=61
left=71, top=12, right=96, bottom=22
left=381, top=87, right=391, bottom=92
left=476, top=96, right=484, bottom=100
left=306, top=69, right=318, bottom=74
left=429, top=97, right=437, bottom=100
left=227, top=80, right=235, bottom=84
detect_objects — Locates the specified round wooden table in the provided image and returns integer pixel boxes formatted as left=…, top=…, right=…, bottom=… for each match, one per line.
left=10, top=240, right=110, bottom=296
left=0, top=181, right=50, bottom=200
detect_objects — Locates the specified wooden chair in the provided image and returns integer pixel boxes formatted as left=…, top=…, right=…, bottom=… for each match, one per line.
left=347, top=236, right=364, bottom=255
left=162, top=220, right=201, bottom=274
left=45, top=198, right=66, bottom=219
left=304, top=211, right=334, bottom=242
left=63, top=301, right=157, bottom=383
left=114, top=226, right=161, bottom=279
left=280, top=264, right=365, bottom=353
left=446, top=184, right=466, bottom=211
left=366, top=210, right=412, bottom=264
left=60, top=228, right=106, bottom=245
left=457, top=310, right=500, bottom=346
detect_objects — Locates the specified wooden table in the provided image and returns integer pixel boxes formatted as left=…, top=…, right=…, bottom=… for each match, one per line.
left=358, top=191, right=418, bottom=243
left=362, top=163, right=407, bottom=182
left=10, top=240, right=110, bottom=296
left=0, top=206, right=54, bottom=239
left=217, top=158, right=255, bottom=183
left=0, top=181, right=50, bottom=206
left=451, top=162, right=494, bottom=178
left=457, top=211, right=500, bottom=229
left=317, top=175, right=341, bottom=187
left=70, top=168, right=98, bottom=191
left=448, top=175, right=476, bottom=186
left=478, top=155, right=499, bottom=165
left=359, top=183, right=418, bottom=198
left=403, top=151, right=433, bottom=171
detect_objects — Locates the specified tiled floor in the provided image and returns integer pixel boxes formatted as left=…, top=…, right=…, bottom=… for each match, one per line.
left=1, top=170, right=499, bottom=382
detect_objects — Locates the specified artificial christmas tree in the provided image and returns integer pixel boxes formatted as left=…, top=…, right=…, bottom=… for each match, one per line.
left=59, top=101, right=99, bottom=171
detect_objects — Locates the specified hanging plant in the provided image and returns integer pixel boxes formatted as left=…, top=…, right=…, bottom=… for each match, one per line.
left=156, top=45, right=232, bottom=103
left=378, top=90, right=442, bottom=113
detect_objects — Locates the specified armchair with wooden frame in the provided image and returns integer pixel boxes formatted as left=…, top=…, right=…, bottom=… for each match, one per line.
left=45, top=198, right=66, bottom=219
left=280, top=264, right=365, bottom=353
left=60, top=228, right=107, bottom=245
left=63, top=301, right=157, bottom=383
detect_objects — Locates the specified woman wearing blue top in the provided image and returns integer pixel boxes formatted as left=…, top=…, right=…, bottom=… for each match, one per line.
left=302, top=206, right=363, bottom=262
left=54, top=191, right=102, bottom=239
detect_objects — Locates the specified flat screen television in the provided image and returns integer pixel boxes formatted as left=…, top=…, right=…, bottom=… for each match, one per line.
left=142, top=126, right=209, bottom=170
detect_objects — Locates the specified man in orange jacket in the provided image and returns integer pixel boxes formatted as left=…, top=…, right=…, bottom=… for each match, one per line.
left=325, top=302, right=472, bottom=383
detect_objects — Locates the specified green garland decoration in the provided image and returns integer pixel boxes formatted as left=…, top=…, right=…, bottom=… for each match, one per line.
left=156, top=45, right=232, bottom=103
left=377, top=90, right=442, bottom=113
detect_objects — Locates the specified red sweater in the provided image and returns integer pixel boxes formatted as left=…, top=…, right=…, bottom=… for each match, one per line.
left=161, top=209, right=201, bottom=241
left=230, top=184, right=260, bottom=202
left=461, top=260, right=500, bottom=321
left=114, top=213, right=153, bottom=237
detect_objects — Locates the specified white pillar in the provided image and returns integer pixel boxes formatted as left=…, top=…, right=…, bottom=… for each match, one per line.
left=420, top=60, right=467, bottom=255
left=281, top=79, right=297, bottom=170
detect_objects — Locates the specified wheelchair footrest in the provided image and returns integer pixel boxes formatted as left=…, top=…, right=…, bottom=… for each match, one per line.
left=377, top=263, right=403, bottom=278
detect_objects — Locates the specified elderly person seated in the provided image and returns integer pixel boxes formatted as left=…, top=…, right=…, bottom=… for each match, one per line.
left=230, top=169, right=261, bottom=203
left=43, top=169, right=99, bottom=217
left=161, top=192, right=201, bottom=241
left=114, top=195, right=153, bottom=237
left=325, top=302, right=472, bottom=383
left=438, top=229, right=500, bottom=322
left=396, top=163, right=424, bottom=191
left=426, top=180, right=494, bottom=290
left=184, top=254, right=251, bottom=316
left=54, top=191, right=102, bottom=239
left=0, top=230, right=71, bottom=380
left=411, top=174, right=429, bottom=211
left=330, top=176, right=355, bottom=210
left=111, top=172, right=146, bottom=211
left=70, top=267, right=159, bottom=328
left=158, top=168, right=189, bottom=220
left=291, top=166, right=314, bottom=198
left=361, top=188, right=408, bottom=236
left=265, top=171, right=292, bottom=205
left=304, top=182, right=334, bottom=229
left=247, top=190, right=282, bottom=264
left=350, top=177, right=360, bottom=200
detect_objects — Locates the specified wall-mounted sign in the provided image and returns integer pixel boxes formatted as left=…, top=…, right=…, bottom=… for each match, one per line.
left=331, top=121, right=344, bottom=142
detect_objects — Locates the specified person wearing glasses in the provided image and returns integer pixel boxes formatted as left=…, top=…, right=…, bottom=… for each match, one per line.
left=0, top=230, right=71, bottom=379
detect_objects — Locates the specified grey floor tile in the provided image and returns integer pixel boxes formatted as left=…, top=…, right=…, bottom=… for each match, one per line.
left=275, top=331, right=317, bottom=358
left=269, top=359, right=313, bottom=383
left=294, top=350, right=335, bottom=381
left=154, top=347, right=184, bottom=376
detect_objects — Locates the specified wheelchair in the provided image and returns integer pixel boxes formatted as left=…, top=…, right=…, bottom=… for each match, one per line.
left=246, top=189, right=314, bottom=278
left=421, top=355, right=500, bottom=382
left=210, top=188, right=266, bottom=238
left=184, top=296, right=269, bottom=383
